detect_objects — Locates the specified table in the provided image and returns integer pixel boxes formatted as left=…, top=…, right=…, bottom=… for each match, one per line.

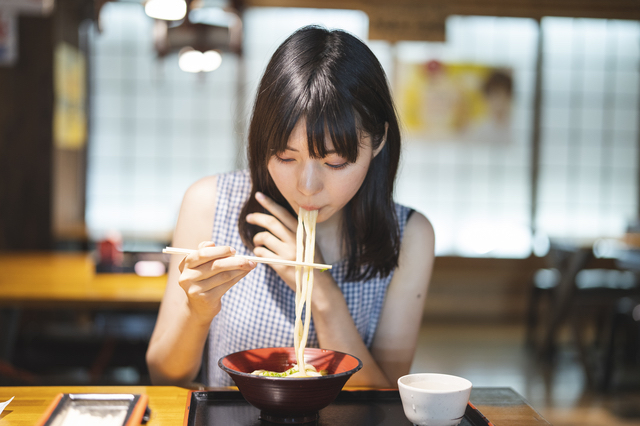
left=0, top=252, right=167, bottom=308
left=0, top=386, right=188, bottom=425
left=0, top=386, right=549, bottom=425
left=0, top=252, right=168, bottom=382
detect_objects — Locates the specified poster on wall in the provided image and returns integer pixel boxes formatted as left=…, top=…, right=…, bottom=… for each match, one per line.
left=53, top=42, right=87, bottom=149
left=0, top=12, right=17, bottom=66
left=396, top=60, right=514, bottom=144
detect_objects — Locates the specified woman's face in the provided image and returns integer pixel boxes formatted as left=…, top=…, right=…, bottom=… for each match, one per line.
left=267, top=119, right=380, bottom=223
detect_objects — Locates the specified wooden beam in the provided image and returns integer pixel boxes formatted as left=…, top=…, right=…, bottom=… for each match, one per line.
left=244, top=0, right=640, bottom=21
left=367, top=4, right=448, bottom=41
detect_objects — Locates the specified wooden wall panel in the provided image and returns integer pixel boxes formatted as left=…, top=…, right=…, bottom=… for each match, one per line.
left=424, top=256, right=546, bottom=322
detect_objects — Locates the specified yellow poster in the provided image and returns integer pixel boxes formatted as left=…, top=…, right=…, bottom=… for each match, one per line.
left=53, top=42, right=87, bottom=149
left=396, top=60, right=513, bottom=144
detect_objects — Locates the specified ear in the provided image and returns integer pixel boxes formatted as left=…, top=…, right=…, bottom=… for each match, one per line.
left=373, top=122, right=388, bottom=158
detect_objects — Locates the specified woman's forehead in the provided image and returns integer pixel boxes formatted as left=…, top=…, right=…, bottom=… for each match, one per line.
left=284, top=119, right=368, bottom=153
left=286, top=126, right=337, bottom=153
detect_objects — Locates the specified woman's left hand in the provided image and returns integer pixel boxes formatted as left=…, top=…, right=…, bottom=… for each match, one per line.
left=245, top=192, right=301, bottom=290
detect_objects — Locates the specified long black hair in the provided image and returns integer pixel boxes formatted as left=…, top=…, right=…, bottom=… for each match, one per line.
left=238, top=25, right=402, bottom=281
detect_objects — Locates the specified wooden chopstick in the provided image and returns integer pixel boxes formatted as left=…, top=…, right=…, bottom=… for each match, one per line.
left=162, top=247, right=332, bottom=270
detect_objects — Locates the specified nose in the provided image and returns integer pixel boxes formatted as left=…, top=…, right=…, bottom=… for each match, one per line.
left=297, top=161, right=323, bottom=196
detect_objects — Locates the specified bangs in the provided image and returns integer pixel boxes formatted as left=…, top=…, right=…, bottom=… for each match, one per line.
left=268, top=76, right=361, bottom=163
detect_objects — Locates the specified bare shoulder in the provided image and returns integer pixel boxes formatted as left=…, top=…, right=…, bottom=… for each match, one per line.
left=394, top=211, right=435, bottom=290
left=173, top=175, right=219, bottom=248
left=182, top=175, right=218, bottom=207
left=401, top=211, right=435, bottom=256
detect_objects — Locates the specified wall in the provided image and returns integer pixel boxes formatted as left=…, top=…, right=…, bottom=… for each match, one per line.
left=425, top=256, right=545, bottom=322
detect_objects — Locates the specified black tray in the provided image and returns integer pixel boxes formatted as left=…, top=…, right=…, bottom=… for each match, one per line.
left=184, top=390, right=492, bottom=426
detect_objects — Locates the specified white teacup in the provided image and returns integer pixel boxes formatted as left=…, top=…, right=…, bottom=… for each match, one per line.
left=398, top=373, right=472, bottom=426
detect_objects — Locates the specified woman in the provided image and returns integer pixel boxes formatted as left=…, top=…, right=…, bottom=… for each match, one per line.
left=146, top=25, right=435, bottom=388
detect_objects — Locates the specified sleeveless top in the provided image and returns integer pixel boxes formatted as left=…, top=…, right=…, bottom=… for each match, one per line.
left=205, top=170, right=412, bottom=386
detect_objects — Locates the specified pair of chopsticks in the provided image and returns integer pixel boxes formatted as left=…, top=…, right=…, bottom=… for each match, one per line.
left=162, top=247, right=332, bottom=270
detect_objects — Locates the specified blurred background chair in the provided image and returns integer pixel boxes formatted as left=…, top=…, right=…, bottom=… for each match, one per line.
left=525, top=241, right=640, bottom=388
left=599, top=296, right=640, bottom=392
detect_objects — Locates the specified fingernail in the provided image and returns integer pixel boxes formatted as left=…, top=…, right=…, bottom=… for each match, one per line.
left=230, top=248, right=236, bottom=254
left=248, top=261, right=256, bottom=268
left=255, top=192, right=264, bottom=201
left=246, top=214, right=253, bottom=222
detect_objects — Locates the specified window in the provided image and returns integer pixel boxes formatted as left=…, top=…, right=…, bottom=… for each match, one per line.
left=536, top=18, right=639, bottom=241
left=86, top=6, right=639, bottom=257
left=390, top=16, right=539, bottom=257
left=87, top=2, right=239, bottom=247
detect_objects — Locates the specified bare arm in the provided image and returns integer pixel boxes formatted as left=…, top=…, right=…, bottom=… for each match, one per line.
left=312, top=213, right=434, bottom=388
left=370, top=212, right=435, bottom=385
left=146, top=176, right=256, bottom=386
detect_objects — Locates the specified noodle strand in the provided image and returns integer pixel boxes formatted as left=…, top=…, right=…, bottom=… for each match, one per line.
left=294, top=208, right=318, bottom=376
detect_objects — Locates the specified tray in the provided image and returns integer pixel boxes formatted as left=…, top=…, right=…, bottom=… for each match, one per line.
left=184, top=390, right=492, bottom=426
left=37, top=393, right=150, bottom=426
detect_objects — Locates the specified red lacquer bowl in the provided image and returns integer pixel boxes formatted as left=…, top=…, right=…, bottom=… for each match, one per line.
left=218, top=347, right=362, bottom=424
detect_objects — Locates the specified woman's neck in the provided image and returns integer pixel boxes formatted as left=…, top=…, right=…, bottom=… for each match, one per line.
left=315, top=210, right=344, bottom=265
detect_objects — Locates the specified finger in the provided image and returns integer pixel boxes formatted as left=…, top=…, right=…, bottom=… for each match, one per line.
left=252, top=231, right=292, bottom=258
left=205, top=268, right=253, bottom=296
left=252, top=245, right=277, bottom=259
left=198, top=241, right=216, bottom=249
left=183, top=268, right=252, bottom=295
left=252, top=246, right=288, bottom=272
left=255, top=192, right=298, bottom=230
left=179, top=257, right=255, bottom=293
left=184, top=245, right=236, bottom=269
left=247, top=212, right=295, bottom=244
left=252, top=246, right=293, bottom=286
left=187, top=254, right=256, bottom=282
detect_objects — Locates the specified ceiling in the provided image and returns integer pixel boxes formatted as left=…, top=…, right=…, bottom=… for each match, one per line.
left=242, top=0, right=640, bottom=42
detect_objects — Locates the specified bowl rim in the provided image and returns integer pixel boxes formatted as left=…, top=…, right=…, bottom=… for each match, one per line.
left=398, top=372, right=473, bottom=393
left=217, top=347, right=363, bottom=381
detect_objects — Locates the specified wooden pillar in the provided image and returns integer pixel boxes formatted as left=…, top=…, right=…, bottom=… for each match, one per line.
left=0, top=0, right=91, bottom=251
left=529, top=19, right=543, bottom=237
left=0, top=15, right=55, bottom=250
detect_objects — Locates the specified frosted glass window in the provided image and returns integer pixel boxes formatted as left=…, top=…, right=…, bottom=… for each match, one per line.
left=391, top=16, right=539, bottom=257
left=536, top=18, right=640, bottom=241
left=86, top=2, right=239, bottom=246
left=88, top=8, right=540, bottom=257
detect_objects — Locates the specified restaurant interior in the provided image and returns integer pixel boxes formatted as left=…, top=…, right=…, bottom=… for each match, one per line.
left=0, top=0, right=640, bottom=424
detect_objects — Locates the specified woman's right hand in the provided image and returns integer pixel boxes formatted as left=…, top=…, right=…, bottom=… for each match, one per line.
left=177, top=241, right=256, bottom=323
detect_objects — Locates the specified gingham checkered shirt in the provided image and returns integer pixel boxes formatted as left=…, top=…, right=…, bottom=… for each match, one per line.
left=206, top=170, right=412, bottom=386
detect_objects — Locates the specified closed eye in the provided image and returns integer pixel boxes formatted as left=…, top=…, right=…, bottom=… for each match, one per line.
left=274, top=155, right=294, bottom=164
left=326, top=162, right=349, bottom=170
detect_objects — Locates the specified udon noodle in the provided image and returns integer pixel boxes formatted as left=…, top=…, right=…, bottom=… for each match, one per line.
left=251, top=208, right=325, bottom=378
